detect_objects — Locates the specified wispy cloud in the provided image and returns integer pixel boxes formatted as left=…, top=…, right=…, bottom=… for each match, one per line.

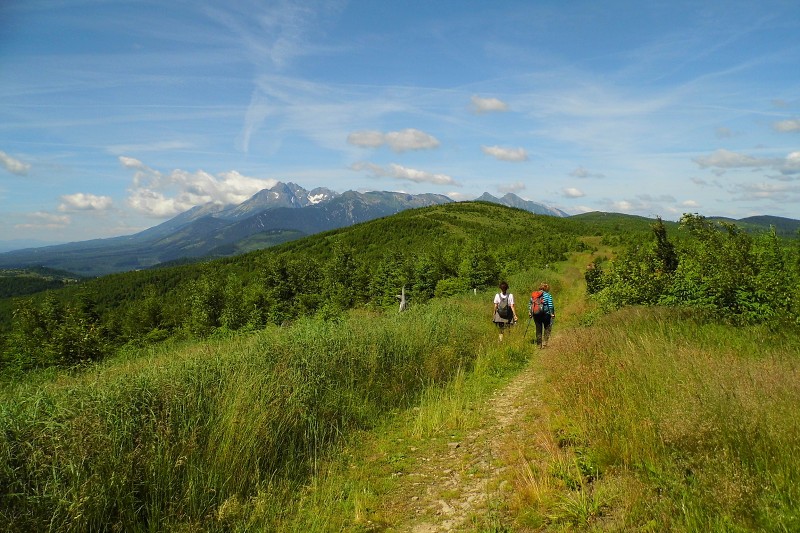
left=498, top=181, right=526, bottom=194
left=694, top=149, right=800, bottom=177
left=352, top=161, right=460, bottom=186
left=470, top=95, right=509, bottom=114
left=107, top=140, right=195, bottom=155
left=569, top=166, right=605, bottom=179
left=481, top=145, right=528, bottom=162
left=732, top=181, right=800, bottom=201
left=15, top=211, right=71, bottom=229
left=773, top=119, right=800, bottom=133
left=348, top=128, right=440, bottom=152
left=0, top=151, right=30, bottom=176
left=694, top=149, right=774, bottom=169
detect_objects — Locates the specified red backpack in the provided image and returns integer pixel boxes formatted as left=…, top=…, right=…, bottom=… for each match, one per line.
left=531, top=290, right=547, bottom=316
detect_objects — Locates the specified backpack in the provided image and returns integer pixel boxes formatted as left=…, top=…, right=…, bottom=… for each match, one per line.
left=531, top=290, right=548, bottom=316
left=497, top=294, right=512, bottom=320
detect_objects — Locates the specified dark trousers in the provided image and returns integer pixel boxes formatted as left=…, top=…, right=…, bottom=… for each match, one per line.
left=533, top=314, right=552, bottom=346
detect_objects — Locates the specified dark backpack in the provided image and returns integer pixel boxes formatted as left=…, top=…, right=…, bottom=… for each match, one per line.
left=497, top=294, right=512, bottom=319
left=531, top=290, right=548, bottom=316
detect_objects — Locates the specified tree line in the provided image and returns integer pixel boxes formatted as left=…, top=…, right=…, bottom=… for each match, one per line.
left=586, top=214, right=800, bottom=325
left=1, top=203, right=585, bottom=373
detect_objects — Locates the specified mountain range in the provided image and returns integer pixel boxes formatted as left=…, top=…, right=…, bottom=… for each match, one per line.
left=5, top=182, right=795, bottom=278
left=1, top=183, right=565, bottom=276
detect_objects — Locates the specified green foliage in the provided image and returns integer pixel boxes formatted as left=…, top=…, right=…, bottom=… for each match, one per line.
left=593, top=214, right=800, bottom=324
left=0, top=267, right=82, bottom=298
left=541, top=307, right=800, bottom=530
left=0, top=297, right=486, bottom=531
left=3, top=292, right=108, bottom=371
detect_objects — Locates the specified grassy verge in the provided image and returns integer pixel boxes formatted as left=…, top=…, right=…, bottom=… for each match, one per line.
left=0, top=295, right=494, bottom=532
left=511, top=307, right=800, bottom=531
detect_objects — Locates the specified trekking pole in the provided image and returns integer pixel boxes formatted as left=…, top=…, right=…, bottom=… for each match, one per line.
left=523, top=315, right=532, bottom=340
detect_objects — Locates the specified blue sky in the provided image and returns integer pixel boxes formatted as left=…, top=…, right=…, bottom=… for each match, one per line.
left=1, top=0, right=799, bottom=243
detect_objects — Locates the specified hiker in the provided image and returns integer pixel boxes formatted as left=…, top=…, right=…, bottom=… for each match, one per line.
left=529, top=283, right=555, bottom=347
left=493, top=281, right=518, bottom=341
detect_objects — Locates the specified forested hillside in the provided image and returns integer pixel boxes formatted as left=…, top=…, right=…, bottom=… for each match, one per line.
left=0, top=202, right=586, bottom=373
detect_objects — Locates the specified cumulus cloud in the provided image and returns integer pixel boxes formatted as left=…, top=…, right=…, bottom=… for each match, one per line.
left=470, top=95, right=509, bottom=114
left=773, top=119, right=800, bottom=133
left=352, top=161, right=460, bottom=186
left=682, top=200, right=700, bottom=208
left=569, top=166, right=604, bottom=179
left=119, top=156, right=278, bottom=217
left=481, top=145, right=528, bottom=162
left=347, top=128, right=440, bottom=152
left=0, top=151, right=31, bottom=176
left=563, top=187, right=585, bottom=198
left=58, top=193, right=113, bottom=212
left=15, top=211, right=71, bottom=229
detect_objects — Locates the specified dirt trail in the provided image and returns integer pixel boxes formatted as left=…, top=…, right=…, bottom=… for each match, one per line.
left=380, top=258, right=589, bottom=531
left=388, top=347, right=546, bottom=532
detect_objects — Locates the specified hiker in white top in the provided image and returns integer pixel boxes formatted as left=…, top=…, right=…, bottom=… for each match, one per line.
left=493, top=281, right=518, bottom=342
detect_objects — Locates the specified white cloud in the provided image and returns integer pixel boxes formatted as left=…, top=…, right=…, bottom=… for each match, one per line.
left=773, top=119, right=800, bottom=133
left=563, top=187, right=585, bottom=198
left=127, top=189, right=187, bottom=218
left=481, top=145, right=528, bottom=162
left=15, top=211, right=71, bottom=229
left=352, top=161, right=460, bottom=186
left=470, top=95, right=509, bottom=114
left=347, top=130, right=385, bottom=148
left=498, top=181, right=526, bottom=194
left=58, top=193, right=113, bottom=212
left=0, top=151, right=30, bottom=176
left=347, top=128, right=440, bottom=152
left=682, top=200, right=700, bottom=207
left=120, top=157, right=278, bottom=217
left=612, top=200, right=634, bottom=211
left=693, top=149, right=773, bottom=170
left=694, top=149, right=800, bottom=177
left=445, top=191, right=475, bottom=201
left=780, top=151, right=800, bottom=175
left=385, top=129, right=440, bottom=152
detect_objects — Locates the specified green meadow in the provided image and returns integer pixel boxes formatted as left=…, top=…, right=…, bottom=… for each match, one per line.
left=1, top=204, right=799, bottom=531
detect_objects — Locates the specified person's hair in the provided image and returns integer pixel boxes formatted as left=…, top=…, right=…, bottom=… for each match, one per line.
left=539, top=282, right=550, bottom=292
left=499, top=281, right=509, bottom=293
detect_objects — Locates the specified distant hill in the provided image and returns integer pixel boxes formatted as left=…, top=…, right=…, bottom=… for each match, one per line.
left=709, top=215, right=800, bottom=237
left=475, top=193, right=568, bottom=217
left=0, top=267, right=83, bottom=299
left=569, top=211, right=668, bottom=235
left=0, top=183, right=451, bottom=276
left=2, top=180, right=795, bottom=278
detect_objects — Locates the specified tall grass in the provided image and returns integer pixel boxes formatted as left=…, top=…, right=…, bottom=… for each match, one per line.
left=528, top=307, right=800, bottom=530
left=0, top=296, right=489, bottom=532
